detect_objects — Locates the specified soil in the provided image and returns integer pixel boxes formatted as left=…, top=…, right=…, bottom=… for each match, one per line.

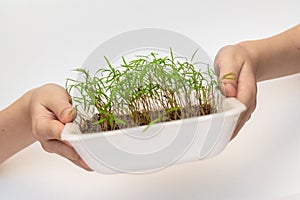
left=79, top=103, right=212, bottom=133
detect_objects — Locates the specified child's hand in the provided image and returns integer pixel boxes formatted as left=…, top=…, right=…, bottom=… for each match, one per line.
left=214, top=44, right=257, bottom=139
left=29, top=83, right=91, bottom=170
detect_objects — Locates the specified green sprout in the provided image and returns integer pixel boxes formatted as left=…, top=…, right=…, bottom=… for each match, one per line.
left=66, top=49, right=231, bottom=133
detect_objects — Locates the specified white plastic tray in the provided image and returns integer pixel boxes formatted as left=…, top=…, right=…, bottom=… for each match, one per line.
left=62, top=28, right=246, bottom=174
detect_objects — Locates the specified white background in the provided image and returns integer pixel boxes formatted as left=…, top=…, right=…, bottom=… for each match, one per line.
left=0, top=0, right=300, bottom=199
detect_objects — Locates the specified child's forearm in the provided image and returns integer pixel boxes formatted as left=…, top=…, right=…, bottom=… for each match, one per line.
left=0, top=90, right=36, bottom=163
left=238, top=24, right=300, bottom=82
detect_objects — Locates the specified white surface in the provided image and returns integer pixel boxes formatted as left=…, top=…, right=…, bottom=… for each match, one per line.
left=62, top=98, right=245, bottom=174
left=0, top=0, right=300, bottom=199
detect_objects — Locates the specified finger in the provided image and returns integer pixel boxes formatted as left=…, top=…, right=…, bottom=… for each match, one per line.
left=231, top=94, right=256, bottom=140
left=224, top=56, right=257, bottom=140
left=235, top=63, right=257, bottom=108
left=70, top=158, right=93, bottom=171
left=231, top=109, right=251, bottom=139
left=41, top=139, right=92, bottom=171
left=38, top=84, right=75, bottom=124
left=214, top=45, right=243, bottom=97
left=33, top=113, right=65, bottom=140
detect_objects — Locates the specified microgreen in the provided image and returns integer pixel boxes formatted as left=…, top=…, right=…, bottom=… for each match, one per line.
left=66, top=49, right=231, bottom=133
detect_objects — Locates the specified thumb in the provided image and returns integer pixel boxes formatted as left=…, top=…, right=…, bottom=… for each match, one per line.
left=39, top=84, right=76, bottom=124
left=214, top=45, right=242, bottom=97
left=58, top=107, right=75, bottom=124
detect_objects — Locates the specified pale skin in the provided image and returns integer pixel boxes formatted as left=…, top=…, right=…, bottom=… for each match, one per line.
left=215, top=24, right=300, bottom=139
left=0, top=24, right=299, bottom=170
left=0, top=83, right=91, bottom=170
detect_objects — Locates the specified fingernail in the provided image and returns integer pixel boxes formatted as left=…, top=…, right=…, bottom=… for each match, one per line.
left=61, top=107, right=75, bottom=123
left=62, top=107, right=73, bottom=116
